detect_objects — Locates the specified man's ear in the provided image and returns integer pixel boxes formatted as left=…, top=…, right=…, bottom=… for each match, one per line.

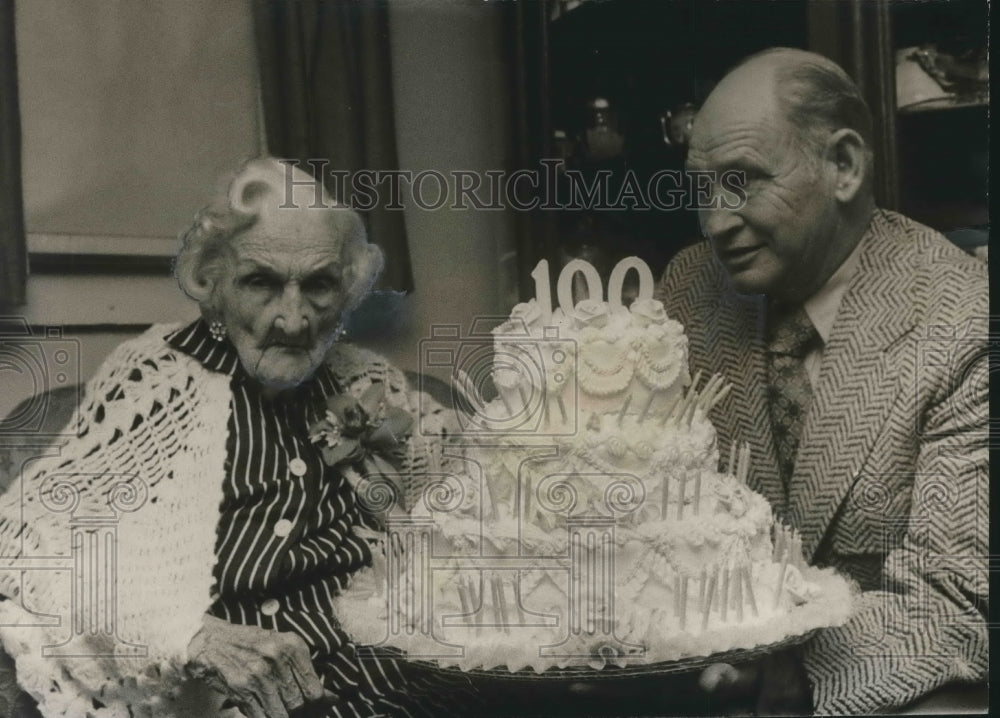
left=826, top=128, right=868, bottom=203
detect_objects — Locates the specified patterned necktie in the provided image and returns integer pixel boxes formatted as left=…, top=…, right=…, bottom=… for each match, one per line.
left=765, top=303, right=820, bottom=490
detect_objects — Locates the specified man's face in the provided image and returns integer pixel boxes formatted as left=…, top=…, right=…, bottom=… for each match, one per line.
left=686, top=75, right=840, bottom=300
left=214, top=210, right=349, bottom=392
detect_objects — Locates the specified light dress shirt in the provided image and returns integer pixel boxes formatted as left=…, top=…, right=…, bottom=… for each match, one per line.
left=801, top=240, right=865, bottom=386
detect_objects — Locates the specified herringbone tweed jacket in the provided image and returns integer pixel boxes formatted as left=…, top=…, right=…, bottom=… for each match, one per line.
left=654, top=209, right=988, bottom=714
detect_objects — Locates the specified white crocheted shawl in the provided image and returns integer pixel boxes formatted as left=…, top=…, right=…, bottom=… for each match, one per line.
left=0, top=324, right=436, bottom=718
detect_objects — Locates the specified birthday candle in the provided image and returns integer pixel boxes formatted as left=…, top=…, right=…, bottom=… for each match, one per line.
left=693, top=471, right=702, bottom=515
left=517, top=385, right=529, bottom=413
left=523, top=475, right=533, bottom=524
left=684, top=396, right=699, bottom=427
left=659, top=393, right=683, bottom=426
left=712, top=383, right=731, bottom=409
left=468, top=575, right=480, bottom=608
left=499, top=391, right=514, bottom=417
left=466, top=576, right=482, bottom=636
left=690, top=370, right=703, bottom=398
left=492, top=575, right=509, bottom=633
left=490, top=575, right=501, bottom=630
left=639, top=391, right=657, bottom=424
left=696, top=374, right=717, bottom=410
left=677, top=475, right=686, bottom=520
left=515, top=579, right=527, bottom=625
left=701, top=567, right=719, bottom=632
left=498, top=577, right=511, bottom=632
left=483, top=472, right=498, bottom=520
left=698, top=567, right=707, bottom=611
left=679, top=576, right=689, bottom=629
left=458, top=579, right=472, bottom=625
left=743, top=566, right=759, bottom=617
left=660, top=476, right=670, bottom=521
left=403, top=550, right=413, bottom=634
left=676, top=385, right=695, bottom=425
left=720, top=567, right=730, bottom=622
left=734, top=568, right=744, bottom=623
left=617, top=394, right=632, bottom=426
left=706, top=374, right=727, bottom=410
left=774, top=549, right=790, bottom=610
left=728, top=442, right=738, bottom=475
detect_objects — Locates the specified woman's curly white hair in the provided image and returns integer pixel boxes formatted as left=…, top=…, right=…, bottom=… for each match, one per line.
left=174, top=157, right=383, bottom=313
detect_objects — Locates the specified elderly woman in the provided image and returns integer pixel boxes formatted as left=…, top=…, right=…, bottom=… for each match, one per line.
left=0, top=158, right=474, bottom=718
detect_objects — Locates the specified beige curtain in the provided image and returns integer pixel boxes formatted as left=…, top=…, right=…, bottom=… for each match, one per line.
left=0, top=0, right=26, bottom=306
left=253, top=0, right=413, bottom=292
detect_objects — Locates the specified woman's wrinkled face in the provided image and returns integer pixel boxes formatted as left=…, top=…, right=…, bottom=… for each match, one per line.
left=214, top=212, right=349, bottom=393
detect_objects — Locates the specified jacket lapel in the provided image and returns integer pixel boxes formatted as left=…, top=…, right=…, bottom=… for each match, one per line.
left=788, top=211, right=917, bottom=560
left=707, top=284, right=786, bottom=514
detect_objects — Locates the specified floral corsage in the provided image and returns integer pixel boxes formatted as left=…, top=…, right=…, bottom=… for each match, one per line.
left=309, top=382, right=414, bottom=526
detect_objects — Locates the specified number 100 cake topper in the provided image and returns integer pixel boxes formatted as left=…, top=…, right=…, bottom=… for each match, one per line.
left=530, top=256, right=656, bottom=322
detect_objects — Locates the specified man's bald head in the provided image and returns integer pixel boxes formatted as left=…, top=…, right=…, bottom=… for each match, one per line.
left=686, top=48, right=877, bottom=300
left=729, top=48, right=874, bottom=166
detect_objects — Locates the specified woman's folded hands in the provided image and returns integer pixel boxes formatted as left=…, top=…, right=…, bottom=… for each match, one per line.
left=186, top=614, right=333, bottom=718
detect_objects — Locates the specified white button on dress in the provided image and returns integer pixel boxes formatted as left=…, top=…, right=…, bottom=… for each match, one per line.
left=273, top=519, right=293, bottom=538
left=289, top=458, right=307, bottom=476
left=261, top=598, right=280, bottom=616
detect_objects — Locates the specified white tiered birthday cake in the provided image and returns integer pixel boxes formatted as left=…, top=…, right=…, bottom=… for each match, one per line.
left=335, top=258, right=853, bottom=673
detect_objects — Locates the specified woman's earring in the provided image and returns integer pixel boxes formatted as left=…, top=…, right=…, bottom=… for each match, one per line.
left=209, top=320, right=227, bottom=342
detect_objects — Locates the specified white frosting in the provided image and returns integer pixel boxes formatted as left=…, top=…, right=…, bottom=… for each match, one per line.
left=490, top=297, right=690, bottom=419
left=334, top=295, right=854, bottom=673
left=506, top=299, right=545, bottom=332
left=629, top=297, right=668, bottom=327
left=572, top=298, right=611, bottom=329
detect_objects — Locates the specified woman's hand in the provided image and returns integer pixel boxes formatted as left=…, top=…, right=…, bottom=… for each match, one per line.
left=187, top=615, right=329, bottom=718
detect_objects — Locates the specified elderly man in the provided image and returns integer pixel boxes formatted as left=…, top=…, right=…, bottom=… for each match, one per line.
left=654, top=48, right=988, bottom=714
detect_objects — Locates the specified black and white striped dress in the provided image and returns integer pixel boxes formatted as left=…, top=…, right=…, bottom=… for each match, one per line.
left=167, top=320, right=481, bottom=718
